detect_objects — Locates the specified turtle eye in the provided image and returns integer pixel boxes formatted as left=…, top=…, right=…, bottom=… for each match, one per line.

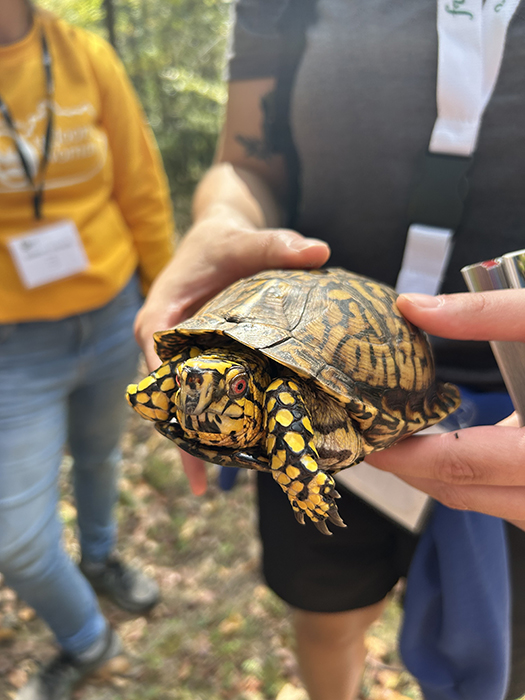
left=228, top=373, right=248, bottom=399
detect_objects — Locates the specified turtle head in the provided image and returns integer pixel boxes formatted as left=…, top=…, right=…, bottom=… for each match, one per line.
left=173, top=352, right=267, bottom=448
left=126, top=347, right=270, bottom=449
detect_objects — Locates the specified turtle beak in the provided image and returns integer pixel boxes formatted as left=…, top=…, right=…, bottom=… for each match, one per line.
left=178, top=368, right=215, bottom=415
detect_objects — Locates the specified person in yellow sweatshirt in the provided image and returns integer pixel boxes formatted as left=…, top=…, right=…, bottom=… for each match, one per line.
left=0, top=1, right=175, bottom=698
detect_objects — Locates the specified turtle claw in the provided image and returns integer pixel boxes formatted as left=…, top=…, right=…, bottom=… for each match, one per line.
left=314, top=520, right=333, bottom=536
left=327, top=509, right=347, bottom=528
left=156, top=419, right=183, bottom=442
left=293, top=509, right=306, bottom=525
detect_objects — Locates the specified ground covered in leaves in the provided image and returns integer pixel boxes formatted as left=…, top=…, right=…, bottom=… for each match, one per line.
left=0, top=402, right=422, bottom=700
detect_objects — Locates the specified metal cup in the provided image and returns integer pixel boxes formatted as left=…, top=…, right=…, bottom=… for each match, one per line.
left=461, top=253, right=525, bottom=426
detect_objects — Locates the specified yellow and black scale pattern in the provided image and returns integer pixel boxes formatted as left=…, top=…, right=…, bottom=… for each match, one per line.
left=127, top=344, right=270, bottom=447
left=127, top=348, right=347, bottom=534
left=264, top=377, right=345, bottom=533
left=127, top=268, right=461, bottom=534
left=126, top=351, right=188, bottom=424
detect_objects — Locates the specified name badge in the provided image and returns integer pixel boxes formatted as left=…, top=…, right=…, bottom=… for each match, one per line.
left=8, top=219, right=89, bottom=289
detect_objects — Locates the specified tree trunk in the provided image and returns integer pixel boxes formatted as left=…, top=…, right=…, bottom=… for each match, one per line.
left=103, top=0, right=117, bottom=50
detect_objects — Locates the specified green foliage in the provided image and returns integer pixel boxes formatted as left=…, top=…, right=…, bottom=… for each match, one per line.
left=39, top=0, right=104, bottom=32
left=38, top=0, right=231, bottom=228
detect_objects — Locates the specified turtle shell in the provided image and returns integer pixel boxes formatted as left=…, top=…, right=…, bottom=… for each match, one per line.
left=154, top=268, right=435, bottom=408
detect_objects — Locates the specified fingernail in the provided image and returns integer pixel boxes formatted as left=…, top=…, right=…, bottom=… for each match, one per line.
left=399, top=293, right=444, bottom=308
left=285, top=235, right=327, bottom=252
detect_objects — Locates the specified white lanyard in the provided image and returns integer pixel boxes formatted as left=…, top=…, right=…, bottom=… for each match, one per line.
left=431, top=0, right=521, bottom=156
left=396, top=0, right=521, bottom=295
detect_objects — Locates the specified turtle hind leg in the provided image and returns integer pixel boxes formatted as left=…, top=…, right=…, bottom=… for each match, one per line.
left=424, top=381, right=462, bottom=425
left=264, top=377, right=347, bottom=535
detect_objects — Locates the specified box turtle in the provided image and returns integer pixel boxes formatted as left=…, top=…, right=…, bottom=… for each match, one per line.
left=127, top=268, right=460, bottom=534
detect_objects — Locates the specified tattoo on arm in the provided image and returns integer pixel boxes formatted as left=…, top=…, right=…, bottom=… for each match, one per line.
left=234, top=89, right=278, bottom=162
left=235, top=134, right=274, bottom=161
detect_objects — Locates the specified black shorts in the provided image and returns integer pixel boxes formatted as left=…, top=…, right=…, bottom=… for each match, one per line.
left=256, top=472, right=525, bottom=700
left=257, top=471, right=418, bottom=613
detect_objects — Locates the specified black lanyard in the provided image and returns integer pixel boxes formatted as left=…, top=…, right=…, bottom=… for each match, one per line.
left=0, top=28, right=54, bottom=220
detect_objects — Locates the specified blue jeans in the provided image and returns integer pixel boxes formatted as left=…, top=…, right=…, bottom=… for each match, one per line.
left=0, top=275, right=142, bottom=655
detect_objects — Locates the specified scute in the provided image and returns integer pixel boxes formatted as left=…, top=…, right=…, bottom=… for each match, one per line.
left=155, top=268, right=436, bottom=406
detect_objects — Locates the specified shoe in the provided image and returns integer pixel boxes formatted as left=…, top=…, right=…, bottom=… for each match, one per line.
left=80, top=555, right=160, bottom=614
left=16, top=625, right=122, bottom=700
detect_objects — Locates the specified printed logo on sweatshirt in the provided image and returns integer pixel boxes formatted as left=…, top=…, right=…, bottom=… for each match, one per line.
left=0, top=99, right=107, bottom=192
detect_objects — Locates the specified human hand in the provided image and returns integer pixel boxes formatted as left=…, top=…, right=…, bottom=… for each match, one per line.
left=134, top=211, right=330, bottom=494
left=134, top=212, right=330, bottom=371
left=367, top=289, right=525, bottom=525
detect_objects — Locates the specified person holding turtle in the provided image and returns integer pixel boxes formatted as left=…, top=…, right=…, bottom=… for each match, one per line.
left=134, top=1, right=525, bottom=699
left=0, top=0, right=175, bottom=698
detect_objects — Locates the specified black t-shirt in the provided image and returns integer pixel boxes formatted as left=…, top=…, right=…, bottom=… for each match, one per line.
left=228, top=0, right=525, bottom=388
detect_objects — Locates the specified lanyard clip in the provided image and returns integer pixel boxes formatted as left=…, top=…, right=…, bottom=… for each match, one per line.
left=408, top=152, right=472, bottom=232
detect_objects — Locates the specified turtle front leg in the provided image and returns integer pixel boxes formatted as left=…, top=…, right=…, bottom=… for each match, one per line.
left=264, top=378, right=346, bottom=535
left=156, top=420, right=270, bottom=471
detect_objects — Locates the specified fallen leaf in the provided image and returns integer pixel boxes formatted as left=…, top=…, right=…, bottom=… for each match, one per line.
left=365, top=635, right=389, bottom=659
left=179, top=517, right=201, bottom=540
left=134, top=482, right=154, bottom=500
left=0, top=627, right=16, bottom=642
left=155, top=568, right=182, bottom=589
left=1, top=589, right=17, bottom=603
left=111, top=676, right=130, bottom=688
left=104, top=656, right=131, bottom=675
left=377, top=669, right=401, bottom=689
left=119, top=616, right=147, bottom=644
left=7, top=668, right=27, bottom=689
left=218, top=612, right=244, bottom=636
left=217, top=566, right=232, bottom=580
left=93, top=654, right=131, bottom=681
left=239, top=675, right=262, bottom=693
left=177, top=659, right=191, bottom=680
left=18, top=607, right=36, bottom=623
left=119, top=477, right=133, bottom=491
left=190, top=588, right=216, bottom=606
left=253, top=585, right=268, bottom=600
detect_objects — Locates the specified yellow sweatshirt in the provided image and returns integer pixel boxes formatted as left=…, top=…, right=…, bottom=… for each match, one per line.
left=0, top=10, right=175, bottom=322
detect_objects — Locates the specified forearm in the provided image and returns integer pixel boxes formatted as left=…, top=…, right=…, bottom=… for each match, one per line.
left=192, top=162, right=284, bottom=231
left=135, top=133, right=329, bottom=371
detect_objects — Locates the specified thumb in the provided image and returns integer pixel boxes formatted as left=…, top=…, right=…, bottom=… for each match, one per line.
left=229, top=228, right=330, bottom=276
left=133, top=300, right=168, bottom=372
